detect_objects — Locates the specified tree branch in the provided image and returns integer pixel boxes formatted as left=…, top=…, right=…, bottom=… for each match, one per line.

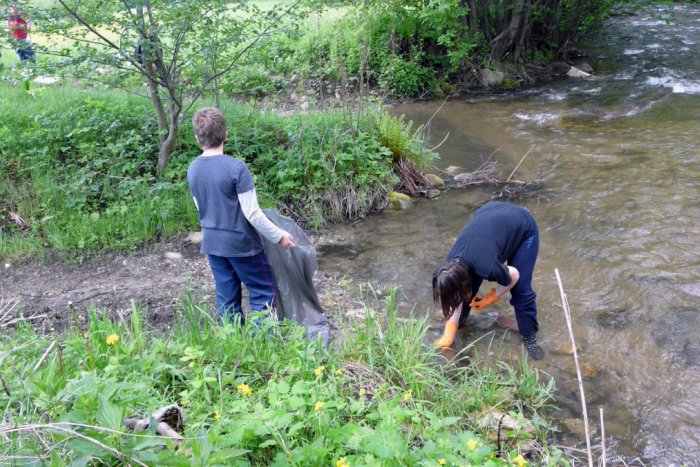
left=181, top=0, right=303, bottom=118
left=56, top=0, right=121, bottom=51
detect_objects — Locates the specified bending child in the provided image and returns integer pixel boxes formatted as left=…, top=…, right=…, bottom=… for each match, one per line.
left=432, top=201, right=544, bottom=359
left=187, top=108, right=295, bottom=325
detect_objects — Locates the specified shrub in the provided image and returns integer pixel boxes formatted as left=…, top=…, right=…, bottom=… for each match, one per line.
left=0, top=85, right=433, bottom=258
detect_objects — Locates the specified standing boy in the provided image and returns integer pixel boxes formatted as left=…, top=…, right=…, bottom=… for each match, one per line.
left=187, top=108, right=295, bottom=325
left=6, top=7, right=35, bottom=62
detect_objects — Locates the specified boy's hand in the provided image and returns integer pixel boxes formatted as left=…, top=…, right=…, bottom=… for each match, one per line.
left=278, top=232, right=295, bottom=249
left=469, top=288, right=499, bottom=312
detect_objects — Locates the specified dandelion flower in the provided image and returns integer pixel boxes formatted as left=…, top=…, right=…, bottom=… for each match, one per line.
left=213, top=411, right=221, bottom=421
left=106, top=334, right=119, bottom=346
left=314, top=401, right=325, bottom=411
left=402, top=389, right=413, bottom=402
left=467, top=438, right=478, bottom=451
left=336, top=457, right=350, bottom=467
left=334, top=369, right=343, bottom=376
left=513, top=454, right=527, bottom=467
left=314, top=365, right=326, bottom=377
left=237, top=383, right=253, bottom=396
left=359, top=388, right=367, bottom=397
left=438, top=458, right=446, bottom=465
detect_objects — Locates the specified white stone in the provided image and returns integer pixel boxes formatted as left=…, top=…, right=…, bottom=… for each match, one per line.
left=566, top=66, right=592, bottom=78
left=186, top=231, right=203, bottom=244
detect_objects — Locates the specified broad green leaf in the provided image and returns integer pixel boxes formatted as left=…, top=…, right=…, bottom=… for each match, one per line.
left=96, top=393, right=123, bottom=430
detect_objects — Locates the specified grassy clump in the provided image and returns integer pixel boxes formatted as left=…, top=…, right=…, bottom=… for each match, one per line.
left=0, top=84, right=431, bottom=260
left=0, top=290, right=565, bottom=465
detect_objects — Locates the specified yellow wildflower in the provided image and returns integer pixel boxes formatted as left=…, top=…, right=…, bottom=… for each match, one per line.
left=336, top=457, right=350, bottom=467
left=314, top=401, right=325, bottom=411
left=213, top=411, right=221, bottom=421
left=314, top=365, right=326, bottom=377
left=513, top=455, right=527, bottom=467
left=438, top=458, right=446, bottom=465
left=105, top=334, right=119, bottom=346
left=334, top=369, right=343, bottom=376
left=467, top=438, right=478, bottom=451
left=402, top=389, right=413, bottom=402
left=237, top=383, right=253, bottom=396
left=359, top=388, right=367, bottom=397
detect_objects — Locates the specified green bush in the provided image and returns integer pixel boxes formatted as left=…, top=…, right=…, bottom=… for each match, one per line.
left=1, top=84, right=433, bottom=258
left=0, top=290, right=563, bottom=465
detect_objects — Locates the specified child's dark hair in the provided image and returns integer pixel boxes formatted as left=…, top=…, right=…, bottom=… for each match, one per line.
left=192, top=107, right=227, bottom=148
left=432, top=258, right=472, bottom=320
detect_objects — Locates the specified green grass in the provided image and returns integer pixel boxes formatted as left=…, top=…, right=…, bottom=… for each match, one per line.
left=0, top=289, right=566, bottom=466
left=0, top=83, right=201, bottom=261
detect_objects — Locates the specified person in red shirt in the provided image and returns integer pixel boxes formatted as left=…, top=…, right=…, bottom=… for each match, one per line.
left=6, top=7, right=35, bottom=62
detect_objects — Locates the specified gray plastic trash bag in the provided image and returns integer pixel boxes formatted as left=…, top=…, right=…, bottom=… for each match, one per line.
left=262, top=208, right=330, bottom=347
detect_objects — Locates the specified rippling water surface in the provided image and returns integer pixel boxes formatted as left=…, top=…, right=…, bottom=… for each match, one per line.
left=317, top=5, right=700, bottom=464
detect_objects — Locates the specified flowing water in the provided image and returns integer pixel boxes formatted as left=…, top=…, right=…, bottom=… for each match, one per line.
left=317, top=5, right=700, bottom=464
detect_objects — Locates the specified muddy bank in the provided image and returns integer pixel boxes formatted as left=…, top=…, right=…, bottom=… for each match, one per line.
left=0, top=233, right=359, bottom=335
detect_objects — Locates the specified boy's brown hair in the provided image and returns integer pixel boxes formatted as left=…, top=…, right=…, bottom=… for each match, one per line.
left=193, top=108, right=227, bottom=149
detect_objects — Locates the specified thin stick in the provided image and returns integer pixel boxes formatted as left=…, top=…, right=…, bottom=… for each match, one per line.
left=600, top=406, right=606, bottom=467
left=429, top=131, right=450, bottom=151
left=32, top=341, right=56, bottom=372
left=555, top=268, right=593, bottom=467
left=506, top=145, right=535, bottom=183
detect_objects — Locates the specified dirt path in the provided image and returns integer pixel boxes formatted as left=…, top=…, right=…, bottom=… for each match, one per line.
left=1, top=233, right=357, bottom=333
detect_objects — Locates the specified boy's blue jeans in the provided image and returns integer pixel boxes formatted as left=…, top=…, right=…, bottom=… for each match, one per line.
left=207, top=252, right=278, bottom=325
left=509, top=222, right=540, bottom=338
left=15, top=40, right=35, bottom=62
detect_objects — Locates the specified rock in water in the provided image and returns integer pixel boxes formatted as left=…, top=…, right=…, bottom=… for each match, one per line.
left=566, top=66, right=592, bottom=78
left=578, top=62, right=594, bottom=74
left=425, top=173, right=445, bottom=188
left=387, top=192, right=413, bottom=210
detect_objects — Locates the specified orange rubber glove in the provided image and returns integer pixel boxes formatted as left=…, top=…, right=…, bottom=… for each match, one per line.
left=433, top=322, right=459, bottom=349
left=469, top=288, right=500, bottom=312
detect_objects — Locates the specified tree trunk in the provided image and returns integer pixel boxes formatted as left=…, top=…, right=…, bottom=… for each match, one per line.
left=491, top=0, right=526, bottom=60
left=513, top=0, right=531, bottom=61
left=146, top=67, right=167, bottom=146
left=157, top=95, right=181, bottom=172
left=467, top=0, right=477, bottom=32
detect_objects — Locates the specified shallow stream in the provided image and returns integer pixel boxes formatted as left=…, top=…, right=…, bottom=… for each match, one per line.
left=317, top=5, right=700, bottom=464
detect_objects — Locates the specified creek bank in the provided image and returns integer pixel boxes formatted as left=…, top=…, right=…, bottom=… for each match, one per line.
left=0, top=232, right=360, bottom=336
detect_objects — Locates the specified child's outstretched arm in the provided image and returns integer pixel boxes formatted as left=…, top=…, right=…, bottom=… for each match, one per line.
left=239, top=189, right=295, bottom=249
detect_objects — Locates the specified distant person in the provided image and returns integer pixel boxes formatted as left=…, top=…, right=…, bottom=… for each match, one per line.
left=432, top=202, right=544, bottom=359
left=6, top=6, right=35, bottom=62
left=187, top=108, right=295, bottom=325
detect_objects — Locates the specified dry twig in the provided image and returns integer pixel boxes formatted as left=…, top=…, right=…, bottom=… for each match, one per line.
left=555, top=268, right=593, bottom=467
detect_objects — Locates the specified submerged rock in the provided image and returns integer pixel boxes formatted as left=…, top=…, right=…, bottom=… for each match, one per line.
left=427, top=189, right=441, bottom=199
left=551, top=343, right=575, bottom=355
